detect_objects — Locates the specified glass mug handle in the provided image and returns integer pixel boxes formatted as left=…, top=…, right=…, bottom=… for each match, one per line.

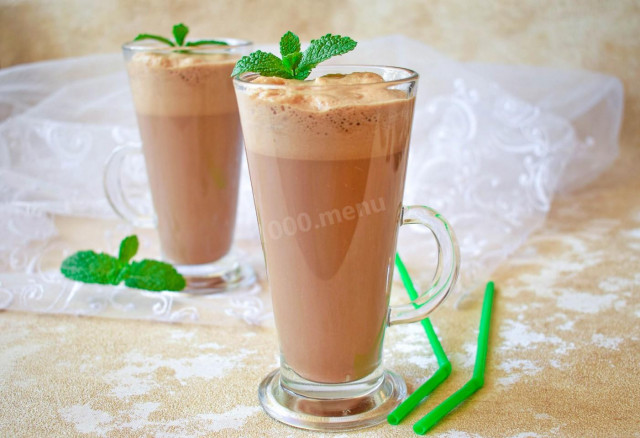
left=103, top=144, right=156, bottom=228
left=388, top=205, right=460, bottom=325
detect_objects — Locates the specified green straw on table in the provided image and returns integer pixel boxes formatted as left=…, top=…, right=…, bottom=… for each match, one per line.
left=388, top=254, right=452, bottom=425
left=413, top=281, right=495, bottom=435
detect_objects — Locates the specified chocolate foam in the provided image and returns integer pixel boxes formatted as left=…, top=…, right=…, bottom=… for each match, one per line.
left=127, top=52, right=239, bottom=116
left=237, top=72, right=415, bottom=160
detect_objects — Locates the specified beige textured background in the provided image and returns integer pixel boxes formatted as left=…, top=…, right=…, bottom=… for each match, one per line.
left=1, top=0, right=639, bottom=161
left=1, top=1, right=640, bottom=437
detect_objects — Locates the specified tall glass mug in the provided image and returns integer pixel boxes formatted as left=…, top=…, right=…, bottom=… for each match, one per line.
left=105, top=39, right=255, bottom=292
left=234, top=66, right=460, bottom=430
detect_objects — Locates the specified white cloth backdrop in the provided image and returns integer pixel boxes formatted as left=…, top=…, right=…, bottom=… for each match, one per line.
left=0, top=36, right=623, bottom=324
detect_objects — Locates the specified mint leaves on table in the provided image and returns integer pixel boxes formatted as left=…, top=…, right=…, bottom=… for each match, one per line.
left=231, top=31, right=357, bottom=79
left=118, top=234, right=138, bottom=264
left=133, top=23, right=228, bottom=48
left=60, top=235, right=186, bottom=292
left=60, top=251, right=125, bottom=286
left=122, top=260, right=186, bottom=292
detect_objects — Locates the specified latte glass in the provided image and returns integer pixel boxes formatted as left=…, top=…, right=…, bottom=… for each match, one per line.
left=234, top=66, right=460, bottom=431
left=105, top=38, right=255, bottom=293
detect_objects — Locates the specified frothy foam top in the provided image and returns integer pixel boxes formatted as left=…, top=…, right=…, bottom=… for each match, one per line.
left=127, top=52, right=238, bottom=116
left=246, top=73, right=407, bottom=111
left=131, top=52, right=231, bottom=69
left=237, top=72, right=415, bottom=160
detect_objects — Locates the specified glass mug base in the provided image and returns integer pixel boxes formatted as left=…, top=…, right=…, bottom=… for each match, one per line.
left=258, top=368, right=407, bottom=432
left=169, top=251, right=256, bottom=294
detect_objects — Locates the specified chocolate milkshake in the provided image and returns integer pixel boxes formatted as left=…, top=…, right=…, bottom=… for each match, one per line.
left=236, top=72, right=415, bottom=383
left=125, top=49, right=242, bottom=266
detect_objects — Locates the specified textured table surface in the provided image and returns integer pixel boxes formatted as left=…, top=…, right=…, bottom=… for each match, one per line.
left=1, top=145, right=639, bottom=437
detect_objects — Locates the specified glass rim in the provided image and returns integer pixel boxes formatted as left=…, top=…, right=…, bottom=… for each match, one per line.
left=233, top=64, right=419, bottom=90
left=122, top=38, right=252, bottom=53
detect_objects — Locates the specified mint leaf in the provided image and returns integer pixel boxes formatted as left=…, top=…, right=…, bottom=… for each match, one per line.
left=173, top=23, right=189, bottom=46
left=124, top=260, right=186, bottom=292
left=60, top=235, right=186, bottom=292
left=231, top=50, right=293, bottom=78
left=232, top=32, right=357, bottom=80
left=282, top=52, right=302, bottom=74
left=61, top=251, right=124, bottom=285
left=297, top=34, right=357, bottom=79
left=185, top=39, right=228, bottom=47
left=280, top=31, right=300, bottom=57
left=133, top=33, right=176, bottom=47
left=293, top=66, right=313, bottom=80
left=118, top=235, right=138, bottom=264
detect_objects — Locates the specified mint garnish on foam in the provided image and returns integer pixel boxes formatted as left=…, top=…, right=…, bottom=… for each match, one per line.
left=133, top=23, right=228, bottom=48
left=231, top=31, right=357, bottom=79
left=61, top=235, right=186, bottom=292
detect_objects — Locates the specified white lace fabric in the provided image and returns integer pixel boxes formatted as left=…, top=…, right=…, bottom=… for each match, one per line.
left=0, top=36, right=623, bottom=325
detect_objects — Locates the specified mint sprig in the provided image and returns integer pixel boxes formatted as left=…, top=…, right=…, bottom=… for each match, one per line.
left=231, top=31, right=357, bottom=80
left=133, top=23, right=228, bottom=48
left=60, top=235, right=186, bottom=292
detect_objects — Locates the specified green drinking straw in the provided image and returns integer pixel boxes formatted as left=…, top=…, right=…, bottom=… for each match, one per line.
left=413, top=281, right=495, bottom=435
left=388, top=254, right=452, bottom=425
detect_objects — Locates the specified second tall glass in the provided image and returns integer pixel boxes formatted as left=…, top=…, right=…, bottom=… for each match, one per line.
left=105, top=38, right=255, bottom=292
